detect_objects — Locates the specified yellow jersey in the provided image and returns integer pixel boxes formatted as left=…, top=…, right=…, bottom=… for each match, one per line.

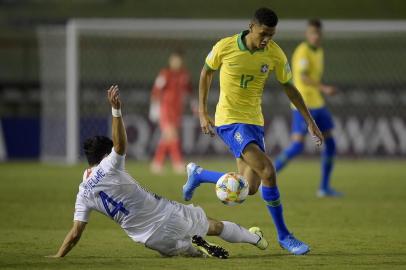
left=205, top=30, right=292, bottom=127
left=291, top=42, right=325, bottom=109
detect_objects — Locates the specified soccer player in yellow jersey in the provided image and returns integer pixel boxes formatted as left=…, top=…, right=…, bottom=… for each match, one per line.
left=182, top=8, right=324, bottom=255
left=274, top=19, right=342, bottom=197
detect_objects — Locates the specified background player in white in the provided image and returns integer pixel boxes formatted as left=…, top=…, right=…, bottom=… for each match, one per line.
left=47, top=85, right=268, bottom=259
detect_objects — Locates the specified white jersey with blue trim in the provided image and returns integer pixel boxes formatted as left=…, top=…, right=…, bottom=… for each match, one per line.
left=73, top=148, right=175, bottom=243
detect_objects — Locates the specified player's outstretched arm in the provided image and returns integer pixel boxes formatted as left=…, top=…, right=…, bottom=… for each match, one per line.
left=46, top=221, right=87, bottom=258
left=199, top=66, right=216, bottom=137
left=107, top=85, right=127, bottom=155
left=283, top=82, right=324, bottom=146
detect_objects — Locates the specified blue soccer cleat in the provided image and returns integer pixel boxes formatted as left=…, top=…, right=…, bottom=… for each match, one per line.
left=182, top=162, right=202, bottom=201
left=279, top=234, right=310, bottom=255
left=317, top=188, right=343, bottom=198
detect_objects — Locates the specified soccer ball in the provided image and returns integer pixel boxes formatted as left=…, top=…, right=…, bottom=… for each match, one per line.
left=215, top=172, right=249, bottom=206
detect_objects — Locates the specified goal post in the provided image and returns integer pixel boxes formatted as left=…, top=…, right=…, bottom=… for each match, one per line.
left=38, top=19, right=406, bottom=164
left=66, top=21, right=79, bottom=165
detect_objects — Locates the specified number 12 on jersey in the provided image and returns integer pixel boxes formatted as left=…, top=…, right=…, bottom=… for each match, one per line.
left=99, top=191, right=129, bottom=218
left=240, top=74, right=254, bottom=89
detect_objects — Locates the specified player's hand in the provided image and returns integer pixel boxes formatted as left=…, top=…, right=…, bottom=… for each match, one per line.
left=308, top=120, right=324, bottom=147
left=321, top=84, right=337, bottom=96
left=107, top=85, right=121, bottom=109
left=199, top=112, right=215, bottom=137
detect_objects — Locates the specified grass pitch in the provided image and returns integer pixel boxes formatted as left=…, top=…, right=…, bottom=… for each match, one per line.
left=0, top=159, right=405, bottom=270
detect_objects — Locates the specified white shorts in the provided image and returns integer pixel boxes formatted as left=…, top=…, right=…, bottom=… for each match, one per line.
left=145, top=203, right=209, bottom=257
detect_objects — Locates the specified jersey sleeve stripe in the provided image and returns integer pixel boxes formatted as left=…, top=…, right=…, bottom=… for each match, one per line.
left=204, top=62, right=217, bottom=71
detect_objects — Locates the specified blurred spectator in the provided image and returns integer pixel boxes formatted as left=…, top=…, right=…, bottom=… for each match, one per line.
left=149, top=51, right=195, bottom=174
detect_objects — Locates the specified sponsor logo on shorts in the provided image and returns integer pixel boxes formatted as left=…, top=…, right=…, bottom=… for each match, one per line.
left=234, top=132, right=243, bottom=144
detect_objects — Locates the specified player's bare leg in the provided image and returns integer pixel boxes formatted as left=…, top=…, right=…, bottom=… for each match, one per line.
left=241, top=143, right=310, bottom=255
left=240, top=143, right=277, bottom=188
left=236, top=158, right=261, bottom=195
left=292, top=133, right=305, bottom=142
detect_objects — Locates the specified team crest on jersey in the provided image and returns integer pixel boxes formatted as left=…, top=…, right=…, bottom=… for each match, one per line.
left=234, top=132, right=243, bottom=144
left=260, top=64, right=269, bottom=73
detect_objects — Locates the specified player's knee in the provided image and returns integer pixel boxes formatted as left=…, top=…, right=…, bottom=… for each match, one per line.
left=291, top=134, right=305, bottom=143
left=208, top=220, right=224, bottom=235
left=215, top=221, right=224, bottom=234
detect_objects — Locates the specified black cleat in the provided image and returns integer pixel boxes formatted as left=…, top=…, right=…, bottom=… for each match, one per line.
left=192, top=235, right=229, bottom=259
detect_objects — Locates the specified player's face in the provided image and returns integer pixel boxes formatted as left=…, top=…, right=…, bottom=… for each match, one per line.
left=250, top=23, right=276, bottom=49
left=306, top=26, right=322, bottom=47
left=169, top=54, right=183, bottom=70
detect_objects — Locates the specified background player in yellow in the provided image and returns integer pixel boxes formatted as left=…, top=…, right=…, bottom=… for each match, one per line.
left=274, top=19, right=342, bottom=197
left=182, top=8, right=324, bottom=255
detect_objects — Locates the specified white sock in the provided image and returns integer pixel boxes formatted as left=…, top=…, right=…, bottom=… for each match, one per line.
left=219, top=221, right=260, bottom=244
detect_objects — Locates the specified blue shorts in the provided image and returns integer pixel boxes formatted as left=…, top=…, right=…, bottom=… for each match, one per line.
left=216, top=123, right=265, bottom=158
left=292, top=106, right=334, bottom=135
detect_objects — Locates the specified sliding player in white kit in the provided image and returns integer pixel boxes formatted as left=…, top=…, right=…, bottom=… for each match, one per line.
left=47, top=85, right=268, bottom=259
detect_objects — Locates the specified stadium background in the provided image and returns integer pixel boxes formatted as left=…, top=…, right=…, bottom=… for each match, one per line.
left=0, top=0, right=405, bottom=160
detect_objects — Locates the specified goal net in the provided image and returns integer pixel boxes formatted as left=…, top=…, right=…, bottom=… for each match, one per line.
left=38, top=19, right=406, bottom=164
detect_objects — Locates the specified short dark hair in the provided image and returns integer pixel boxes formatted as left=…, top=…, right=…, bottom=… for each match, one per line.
left=308, top=18, right=322, bottom=29
left=83, top=136, right=113, bottom=166
left=253, top=7, right=278, bottom=27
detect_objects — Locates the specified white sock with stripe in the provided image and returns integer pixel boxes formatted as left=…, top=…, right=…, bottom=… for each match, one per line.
left=219, top=221, right=259, bottom=244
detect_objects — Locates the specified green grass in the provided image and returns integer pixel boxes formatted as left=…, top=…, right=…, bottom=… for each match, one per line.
left=0, top=159, right=405, bottom=269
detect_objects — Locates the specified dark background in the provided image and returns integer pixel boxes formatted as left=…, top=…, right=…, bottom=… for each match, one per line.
left=0, top=0, right=405, bottom=159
